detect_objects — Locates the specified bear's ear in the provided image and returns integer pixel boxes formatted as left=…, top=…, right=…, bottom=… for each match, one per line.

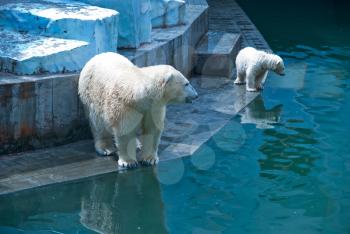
left=162, top=71, right=174, bottom=86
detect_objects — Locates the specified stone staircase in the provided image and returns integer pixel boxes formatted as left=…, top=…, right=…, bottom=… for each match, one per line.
left=194, top=31, right=241, bottom=78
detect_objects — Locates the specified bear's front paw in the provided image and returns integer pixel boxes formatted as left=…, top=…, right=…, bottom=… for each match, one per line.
left=140, top=155, right=159, bottom=166
left=118, top=158, right=139, bottom=169
left=256, top=84, right=264, bottom=90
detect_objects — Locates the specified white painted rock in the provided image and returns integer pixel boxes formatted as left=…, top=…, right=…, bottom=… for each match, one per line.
left=150, top=0, right=186, bottom=28
left=0, top=0, right=119, bottom=53
left=79, top=0, right=152, bottom=48
left=0, top=29, right=95, bottom=75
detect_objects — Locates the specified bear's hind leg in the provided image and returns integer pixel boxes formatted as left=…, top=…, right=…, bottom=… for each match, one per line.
left=90, top=118, right=116, bottom=156
left=116, top=131, right=139, bottom=168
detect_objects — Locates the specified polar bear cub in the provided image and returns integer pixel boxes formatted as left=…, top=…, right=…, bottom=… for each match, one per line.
left=78, top=52, right=198, bottom=168
left=234, top=47, right=285, bottom=92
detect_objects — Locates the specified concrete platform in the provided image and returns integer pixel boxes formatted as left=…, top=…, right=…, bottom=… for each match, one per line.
left=0, top=29, right=94, bottom=75
left=0, top=76, right=260, bottom=195
left=194, top=31, right=241, bottom=77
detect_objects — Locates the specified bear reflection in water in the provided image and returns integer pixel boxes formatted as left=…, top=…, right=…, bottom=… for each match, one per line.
left=80, top=168, right=168, bottom=234
left=0, top=168, right=167, bottom=233
left=239, top=95, right=283, bottom=129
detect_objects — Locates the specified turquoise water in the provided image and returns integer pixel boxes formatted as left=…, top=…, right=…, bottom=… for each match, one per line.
left=1, top=0, right=350, bottom=233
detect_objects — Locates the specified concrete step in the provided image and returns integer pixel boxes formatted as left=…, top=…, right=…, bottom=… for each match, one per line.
left=151, top=0, right=186, bottom=28
left=0, top=0, right=119, bottom=52
left=194, top=31, right=242, bottom=78
left=0, top=29, right=95, bottom=75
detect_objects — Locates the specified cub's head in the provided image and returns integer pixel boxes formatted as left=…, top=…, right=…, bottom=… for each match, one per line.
left=274, top=56, right=285, bottom=76
left=161, top=66, right=198, bottom=104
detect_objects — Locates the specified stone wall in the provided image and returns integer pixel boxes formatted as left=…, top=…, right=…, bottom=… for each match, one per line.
left=0, top=73, right=89, bottom=154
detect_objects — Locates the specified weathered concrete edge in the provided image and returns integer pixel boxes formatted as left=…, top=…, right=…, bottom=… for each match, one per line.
left=0, top=80, right=259, bottom=196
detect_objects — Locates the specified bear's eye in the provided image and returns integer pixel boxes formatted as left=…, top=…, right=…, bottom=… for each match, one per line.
left=185, top=83, right=190, bottom=87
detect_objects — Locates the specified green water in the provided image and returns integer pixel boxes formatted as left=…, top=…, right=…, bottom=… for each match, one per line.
left=1, top=0, right=350, bottom=233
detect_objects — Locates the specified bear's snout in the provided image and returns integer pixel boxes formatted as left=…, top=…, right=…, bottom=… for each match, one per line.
left=185, top=84, right=198, bottom=103
left=186, top=94, right=198, bottom=103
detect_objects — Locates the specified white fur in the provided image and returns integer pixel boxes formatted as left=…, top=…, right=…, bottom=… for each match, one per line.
left=234, top=47, right=285, bottom=92
left=78, top=52, right=198, bottom=168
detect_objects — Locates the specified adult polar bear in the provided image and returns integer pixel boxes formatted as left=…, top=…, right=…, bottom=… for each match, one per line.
left=234, top=47, right=285, bottom=92
left=79, top=52, right=198, bottom=168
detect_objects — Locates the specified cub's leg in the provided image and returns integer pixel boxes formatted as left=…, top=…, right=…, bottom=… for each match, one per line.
left=115, top=129, right=138, bottom=168
left=234, top=69, right=246, bottom=85
left=89, top=115, right=115, bottom=156
left=245, top=68, right=258, bottom=92
left=255, top=71, right=268, bottom=90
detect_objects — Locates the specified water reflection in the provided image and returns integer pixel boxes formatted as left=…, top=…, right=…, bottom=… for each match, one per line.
left=80, top=168, right=167, bottom=234
left=258, top=124, right=319, bottom=177
left=0, top=168, right=167, bottom=234
left=239, top=95, right=283, bottom=129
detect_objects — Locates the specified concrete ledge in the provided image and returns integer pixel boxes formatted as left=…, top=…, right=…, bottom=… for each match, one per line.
left=0, top=76, right=259, bottom=195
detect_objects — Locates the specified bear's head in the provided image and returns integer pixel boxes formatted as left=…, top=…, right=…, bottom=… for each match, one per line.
left=162, top=66, right=198, bottom=104
left=274, top=56, right=285, bottom=76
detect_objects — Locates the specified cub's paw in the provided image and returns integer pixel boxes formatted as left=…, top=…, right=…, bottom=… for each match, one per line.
left=234, top=79, right=246, bottom=85
left=95, top=147, right=116, bottom=157
left=118, top=158, right=139, bottom=169
left=140, top=155, right=159, bottom=166
left=246, top=87, right=259, bottom=92
left=256, top=84, right=264, bottom=90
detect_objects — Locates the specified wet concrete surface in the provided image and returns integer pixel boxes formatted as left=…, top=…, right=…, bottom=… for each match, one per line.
left=0, top=76, right=260, bottom=195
